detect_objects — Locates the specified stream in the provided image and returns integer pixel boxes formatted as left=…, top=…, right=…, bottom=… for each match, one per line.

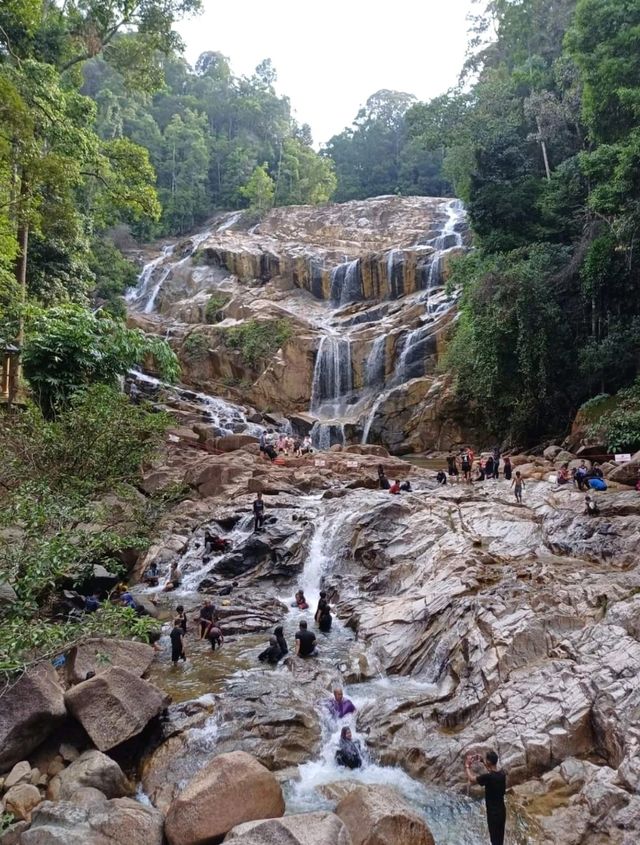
left=140, top=495, right=536, bottom=844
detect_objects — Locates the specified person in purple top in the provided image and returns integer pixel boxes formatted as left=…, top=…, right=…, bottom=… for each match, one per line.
left=327, top=687, right=356, bottom=719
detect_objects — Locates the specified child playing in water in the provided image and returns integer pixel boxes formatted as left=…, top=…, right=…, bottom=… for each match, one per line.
left=511, top=471, right=525, bottom=504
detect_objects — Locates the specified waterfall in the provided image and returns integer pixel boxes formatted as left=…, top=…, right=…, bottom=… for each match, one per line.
left=365, top=336, right=387, bottom=388
left=126, top=245, right=175, bottom=305
left=330, top=260, right=361, bottom=306
left=393, top=325, right=438, bottom=384
left=361, top=393, right=386, bottom=445
left=311, top=335, right=353, bottom=411
left=310, top=420, right=345, bottom=451
left=386, top=249, right=404, bottom=299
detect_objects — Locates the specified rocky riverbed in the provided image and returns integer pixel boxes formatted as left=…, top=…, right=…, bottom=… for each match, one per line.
left=2, top=431, right=640, bottom=845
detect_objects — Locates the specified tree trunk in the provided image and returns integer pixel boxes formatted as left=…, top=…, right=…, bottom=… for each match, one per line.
left=15, top=175, right=29, bottom=358
left=536, top=117, right=551, bottom=181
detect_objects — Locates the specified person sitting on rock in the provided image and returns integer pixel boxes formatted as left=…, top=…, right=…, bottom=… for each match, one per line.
left=143, top=562, right=159, bottom=586
left=389, top=479, right=401, bottom=494
left=170, top=618, right=186, bottom=666
left=253, top=492, right=266, bottom=532
left=84, top=593, right=100, bottom=613
left=327, top=687, right=356, bottom=719
left=119, top=589, right=138, bottom=610
left=377, top=465, right=390, bottom=490
left=584, top=495, right=600, bottom=516
left=274, top=625, right=288, bottom=655
left=295, top=620, right=317, bottom=657
left=485, top=455, right=495, bottom=480
left=204, top=530, right=231, bottom=556
left=557, top=463, right=571, bottom=485
left=436, top=470, right=448, bottom=485
left=301, top=435, right=313, bottom=454
left=292, top=589, right=309, bottom=610
left=335, top=727, right=362, bottom=769
left=163, top=563, right=182, bottom=591
left=318, top=603, right=332, bottom=633
left=574, top=460, right=589, bottom=491
left=258, top=635, right=282, bottom=664
left=198, top=599, right=218, bottom=640
left=400, top=479, right=412, bottom=492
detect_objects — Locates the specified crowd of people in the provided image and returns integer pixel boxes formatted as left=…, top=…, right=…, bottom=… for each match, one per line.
left=259, top=430, right=313, bottom=461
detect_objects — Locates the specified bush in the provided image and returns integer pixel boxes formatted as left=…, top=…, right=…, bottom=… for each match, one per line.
left=224, top=319, right=292, bottom=367
left=205, top=293, right=230, bottom=324
left=589, top=379, right=640, bottom=452
left=182, top=331, right=209, bottom=360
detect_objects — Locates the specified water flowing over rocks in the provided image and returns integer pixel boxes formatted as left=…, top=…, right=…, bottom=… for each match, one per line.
left=335, top=784, right=435, bottom=845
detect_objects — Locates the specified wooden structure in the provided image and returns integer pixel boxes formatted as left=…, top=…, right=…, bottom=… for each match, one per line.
left=1, top=343, right=20, bottom=405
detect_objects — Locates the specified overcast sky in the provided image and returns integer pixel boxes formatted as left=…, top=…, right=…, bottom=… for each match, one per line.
left=177, top=0, right=476, bottom=147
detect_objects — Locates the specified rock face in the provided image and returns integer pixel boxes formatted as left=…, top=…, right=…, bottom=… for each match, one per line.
left=0, top=665, right=66, bottom=772
left=225, top=812, right=353, bottom=845
left=64, top=668, right=170, bottom=751
left=164, top=751, right=285, bottom=845
left=65, top=638, right=155, bottom=685
left=335, top=785, right=434, bottom=845
left=17, top=798, right=164, bottom=845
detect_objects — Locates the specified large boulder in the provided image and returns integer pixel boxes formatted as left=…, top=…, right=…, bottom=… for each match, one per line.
left=335, top=785, right=434, bottom=845
left=164, top=751, right=285, bottom=845
left=0, top=665, right=66, bottom=772
left=47, top=751, right=132, bottom=801
left=225, top=812, right=352, bottom=844
left=17, top=797, right=163, bottom=845
left=64, top=668, right=170, bottom=752
left=65, top=638, right=155, bottom=685
left=2, top=784, right=42, bottom=822
left=608, top=453, right=640, bottom=486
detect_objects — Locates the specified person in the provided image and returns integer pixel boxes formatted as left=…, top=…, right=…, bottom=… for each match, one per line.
left=511, top=471, right=524, bottom=504
left=292, top=590, right=309, bottom=610
left=258, top=635, right=282, bottom=664
left=485, top=455, right=494, bottom=480
left=477, top=459, right=486, bottom=482
left=164, top=563, right=182, bottom=591
left=207, top=623, right=224, bottom=650
left=170, top=619, right=186, bottom=666
left=274, top=625, right=288, bottom=656
left=503, top=456, right=512, bottom=481
left=574, top=460, right=589, bottom=491
left=119, top=589, right=137, bottom=610
left=253, top=492, right=266, bottom=532
left=175, top=604, right=187, bottom=633
left=295, top=620, right=317, bottom=657
left=301, top=435, right=313, bottom=454
left=335, top=727, right=362, bottom=769
left=557, top=463, right=571, bottom=485
left=492, top=446, right=501, bottom=479
left=436, top=470, right=447, bottom=485
left=377, top=465, right=390, bottom=490
left=587, top=476, right=607, bottom=492
left=589, top=462, right=604, bottom=480
left=144, top=562, right=159, bottom=586
left=465, top=750, right=506, bottom=845
left=327, top=688, right=356, bottom=719
left=318, top=603, right=332, bottom=633
left=277, top=433, right=286, bottom=453
left=198, top=599, right=217, bottom=640
left=204, top=530, right=231, bottom=555
left=584, top=495, right=600, bottom=516
left=447, top=451, right=458, bottom=480
left=84, top=593, right=100, bottom=613
left=263, top=431, right=278, bottom=461
left=389, top=479, right=401, bottom=495
left=461, top=450, right=472, bottom=484
left=314, top=591, right=328, bottom=623
left=400, top=480, right=412, bottom=492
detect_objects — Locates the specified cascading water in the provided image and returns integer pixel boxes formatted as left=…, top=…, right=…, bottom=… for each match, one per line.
left=310, top=335, right=353, bottom=412
left=393, top=324, right=438, bottom=384
left=330, top=259, right=361, bottom=306
left=126, top=244, right=175, bottom=306
left=365, top=335, right=386, bottom=388
left=386, top=249, right=404, bottom=299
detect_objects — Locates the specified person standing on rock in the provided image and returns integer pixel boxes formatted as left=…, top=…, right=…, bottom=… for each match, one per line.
left=295, top=620, right=317, bottom=657
left=465, top=750, right=506, bottom=845
left=198, top=599, right=218, bottom=639
left=170, top=619, right=187, bottom=666
left=461, top=450, right=472, bottom=484
left=511, top=471, right=525, bottom=504
left=492, top=446, right=501, bottom=479
left=447, top=451, right=458, bottom=480
left=253, top=492, right=266, bottom=532
left=503, top=456, right=512, bottom=481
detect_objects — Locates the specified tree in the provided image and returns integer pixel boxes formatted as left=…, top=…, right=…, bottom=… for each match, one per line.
left=22, top=304, right=179, bottom=415
left=240, top=163, right=275, bottom=214
left=158, top=110, right=209, bottom=233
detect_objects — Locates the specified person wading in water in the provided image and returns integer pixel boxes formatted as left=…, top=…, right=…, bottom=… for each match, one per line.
left=465, top=750, right=507, bottom=845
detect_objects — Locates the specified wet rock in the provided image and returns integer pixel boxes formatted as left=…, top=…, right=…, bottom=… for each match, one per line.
left=17, top=798, right=164, bottom=845
left=3, top=784, right=42, bottom=822
left=65, top=638, right=155, bottom=685
left=64, top=668, right=170, bottom=752
left=335, top=784, right=434, bottom=845
left=47, top=751, right=132, bottom=801
left=225, top=812, right=353, bottom=845
left=164, top=751, right=285, bottom=845
left=0, top=665, right=66, bottom=772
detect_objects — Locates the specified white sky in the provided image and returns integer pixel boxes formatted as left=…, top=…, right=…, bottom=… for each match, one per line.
left=177, top=0, right=476, bottom=147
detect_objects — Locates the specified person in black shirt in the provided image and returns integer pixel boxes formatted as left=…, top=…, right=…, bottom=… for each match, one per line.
left=258, top=635, right=282, bottom=664
left=465, top=750, right=506, bottom=845
left=436, top=470, right=447, bottom=485
left=314, top=590, right=328, bottom=623
left=447, top=451, right=458, bottom=479
left=175, top=605, right=187, bottom=633
left=198, top=599, right=217, bottom=639
left=294, top=620, right=317, bottom=657
left=170, top=619, right=186, bottom=665
left=274, top=625, right=288, bottom=655
left=318, top=603, right=332, bottom=633
left=253, top=492, right=266, bottom=532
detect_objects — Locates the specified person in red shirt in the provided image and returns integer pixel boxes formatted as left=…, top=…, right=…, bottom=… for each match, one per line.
left=389, top=480, right=401, bottom=494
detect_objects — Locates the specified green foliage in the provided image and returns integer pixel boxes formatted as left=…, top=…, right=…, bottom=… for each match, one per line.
left=182, top=330, right=209, bottom=360
left=22, top=304, right=179, bottom=415
left=224, top=319, right=292, bottom=367
left=0, top=385, right=171, bottom=677
left=240, top=164, right=275, bottom=215
left=204, top=292, right=230, bottom=323
left=89, top=236, right=139, bottom=315
left=588, top=379, right=640, bottom=452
